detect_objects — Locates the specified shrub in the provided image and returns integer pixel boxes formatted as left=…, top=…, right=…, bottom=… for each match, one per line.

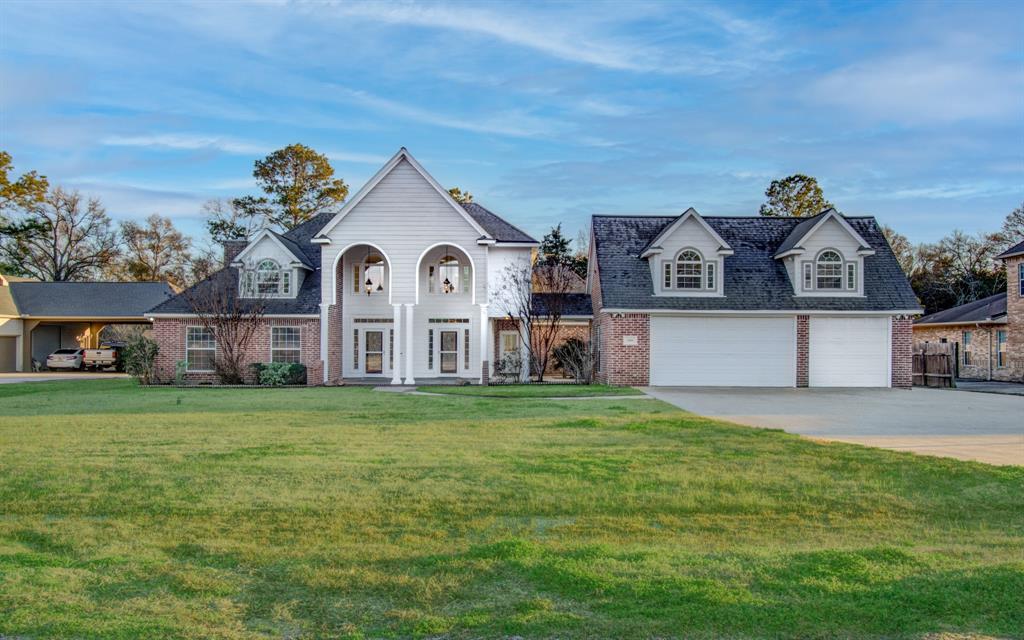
left=254, top=362, right=307, bottom=386
left=123, top=336, right=160, bottom=384
left=175, top=360, right=188, bottom=385
left=552, top=337, right=594, bottom=384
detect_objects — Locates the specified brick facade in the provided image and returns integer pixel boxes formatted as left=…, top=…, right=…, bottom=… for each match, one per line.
left=1004, top=255, right=1024, bottom=381
left=891, top=316, right=913, bottom=389
left=796, top=315, right=809, bottom=387
left=491, top=317, right=592, bottom=380
left=594, top=312, right=650, bottom=386
left=326, top=263, right=344, bottom=384
left=152, top=317, right=322, bottom=385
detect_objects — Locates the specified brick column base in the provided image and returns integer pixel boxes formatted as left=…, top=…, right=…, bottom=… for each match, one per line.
left=481, top=360, right=489, bottom=385
left=892, top=316, right=913, bottom=388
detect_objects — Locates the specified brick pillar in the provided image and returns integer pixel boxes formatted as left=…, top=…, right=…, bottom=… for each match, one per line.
left=604, top=312, right=649, bottom=386
left=891, top=316, right=913, bottom=388
left=327, top=304, right=342, bottom=383
left=796, top=315, right=809, bottom=387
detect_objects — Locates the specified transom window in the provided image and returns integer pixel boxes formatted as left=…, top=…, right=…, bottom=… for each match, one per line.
left=186, top=327, right=215, bottom=372
left=662, top=249, right=715, bottom=291
left=815, top=250, right=843, bottom=290
left=271, top=327, right=301, bottom=363
left=243, top=259, right=290, bottom=297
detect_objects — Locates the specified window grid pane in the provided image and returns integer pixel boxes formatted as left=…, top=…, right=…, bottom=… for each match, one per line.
left=186, top=327, right=215, bottom=371
left=428, top=330, right=434, bottom=369
left=846, top=263, right=856, bottom=290
left=353, top=329, right=358, bottom=369
left=663, top=262, right=672, bottom=289
left=464, top=328, right=470, bottom=369
left=389, top=330, right=394, bottom=369
left=706, top=262, right=715, bottom=290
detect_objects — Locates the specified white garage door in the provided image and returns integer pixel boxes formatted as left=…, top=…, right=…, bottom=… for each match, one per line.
left=809, top=317, right=890, bottom=387
left=650, top=316, right=795, bottom=386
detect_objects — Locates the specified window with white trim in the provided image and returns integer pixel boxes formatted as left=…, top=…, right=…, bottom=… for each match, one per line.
left=675, top=249, right=703, bottom=289
left=997, top=330, right=1007, bottom=367
left=815, top=250, right=843, bottom=289
left=186, top=327, right=215, bottom=372
left=846, top=262, right=856, bottom=290
left=241, top=260, right=290, bottom=298
left=271, top=327, right=300, bottom=363
left=962, top=330, right=972, bottom=366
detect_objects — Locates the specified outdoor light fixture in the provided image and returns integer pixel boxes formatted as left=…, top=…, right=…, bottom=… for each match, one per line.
left=364, top=247, right=373, bottom=295
left=442, top=245, right=453, bottom=294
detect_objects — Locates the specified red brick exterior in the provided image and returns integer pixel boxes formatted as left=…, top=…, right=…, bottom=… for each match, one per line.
left=1003, top=255, right=1024, bottom=381
left=153, top=317, right=322, bottom=385
left=594, top=312, right=650, bottom=386
left=491, top=318, right=592, bottom=380
left=326, top=262, right=344, bottom=384
left=891, top=316, right=913, bottom=389
left=796, top=315, right=809, bottom=387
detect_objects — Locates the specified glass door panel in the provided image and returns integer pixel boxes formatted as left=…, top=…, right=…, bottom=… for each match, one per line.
left=440, top=330, right=458, bottom=374
left=365, top=330, right=383, bottom=374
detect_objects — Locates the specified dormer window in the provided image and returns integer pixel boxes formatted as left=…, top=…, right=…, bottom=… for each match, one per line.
left=242, top=259, right=291, bottom=297
left=661, top=248, right=716, bottom=292
left=815, top=250, right=843, bottom=290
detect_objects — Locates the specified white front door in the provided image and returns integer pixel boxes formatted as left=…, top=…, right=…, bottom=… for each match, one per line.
left=439, top=330, right=459, bottom=374
left=354, top=326, right=392, bottom=376
left=364, top=330, right=384, bottom=374
left=809, top=317, right=890, bottom=387
left=649, top=316, right=796, bottom=386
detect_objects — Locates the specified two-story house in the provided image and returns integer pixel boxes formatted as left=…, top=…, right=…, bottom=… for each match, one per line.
left=588, top=208, right=921, bottom=387
left=150, top=148, right=539, bottom=385
left=149, top=148, right=921, bottom=387
left=912, top=240, right=1024, bottom=381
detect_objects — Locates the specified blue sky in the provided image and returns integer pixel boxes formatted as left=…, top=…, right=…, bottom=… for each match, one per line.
left=1, top=1, right=1021, bottom=246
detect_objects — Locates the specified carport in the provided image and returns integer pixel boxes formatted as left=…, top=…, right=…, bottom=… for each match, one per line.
left=0, top=279, right=173, bottom=372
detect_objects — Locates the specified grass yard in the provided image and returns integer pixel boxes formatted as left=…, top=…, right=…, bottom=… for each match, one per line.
left=0, top=380, right=1022, bottom=639
left=416, top=384, right=644, bottom=398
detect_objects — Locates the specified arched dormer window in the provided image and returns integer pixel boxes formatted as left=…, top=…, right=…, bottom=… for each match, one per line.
left=243, top=259, right=289, bottom=297
left=815, top=249, right=843, bottom=290
left=675, top=249, right=704, bottom=289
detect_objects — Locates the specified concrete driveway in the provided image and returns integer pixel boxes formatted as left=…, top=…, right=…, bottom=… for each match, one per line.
left=644, top=387, right=1023, bottom=466
left=0, top=372, right=128, bottom=384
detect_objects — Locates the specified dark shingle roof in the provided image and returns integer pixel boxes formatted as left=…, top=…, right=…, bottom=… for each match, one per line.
left=532, top=293, right=593, bottom=317
left=270, top=230, right=316, bottom=269
left=995, top=239, right=1024, bottom=260
left=10, top=281, right=175, bottom=317
left=149, top=212, right=331, bottom=316
left=914, top=292, right=1007, bottom=325
left=461, top=202, right=537, bottom=243
left=592, top=214, right=921, bottom=312
left=773, top=211, right=828, bottom=256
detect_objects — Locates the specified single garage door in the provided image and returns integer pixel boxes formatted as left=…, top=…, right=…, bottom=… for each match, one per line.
left=0, top=336, right=15, bottom=372
left=650, top=316, right=796, bottom=386
left=809, top=317, right=890, bottom=387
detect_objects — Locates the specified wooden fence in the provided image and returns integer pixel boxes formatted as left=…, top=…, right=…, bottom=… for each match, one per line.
left=912, top=342, right=957, bottom=388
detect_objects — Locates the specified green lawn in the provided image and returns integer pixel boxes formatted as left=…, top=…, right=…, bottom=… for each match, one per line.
left=417, top=384, right=644, bottom=398
left=0, top=380, right=1021, bottom=639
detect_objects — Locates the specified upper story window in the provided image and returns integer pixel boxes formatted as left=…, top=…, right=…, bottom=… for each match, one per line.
left=815, top=250, right=843, bottom=289
left=428, top=254, right=470, bottom=295
left=662, top=248, right=715, bottom=291
left=242, top=259, right=291, bottom=297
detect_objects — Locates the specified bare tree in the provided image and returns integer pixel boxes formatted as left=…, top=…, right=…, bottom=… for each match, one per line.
left=183, top=270, right=265, bottom=384
left=496, top=258, right=580, bottom=382
left=0, top=187, right=119, bottom=281
left=109, top=214, right=193, bottom=289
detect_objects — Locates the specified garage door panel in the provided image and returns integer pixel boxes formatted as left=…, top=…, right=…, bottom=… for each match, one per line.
left=650, top=317, right=795, bottom=387
left=809, top=317, right=889, bottom=387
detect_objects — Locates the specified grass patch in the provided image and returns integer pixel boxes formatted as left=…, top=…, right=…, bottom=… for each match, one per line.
left=417, top=383, right=643, bottom=397
left=0, top=379, right=1021, bottom=638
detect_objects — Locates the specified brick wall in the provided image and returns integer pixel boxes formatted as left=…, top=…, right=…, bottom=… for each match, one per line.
left=891, top=316, right=913, bottom=388
left=796, top=315, right=809, bottom=387
left=490, top=318, right=591, bottom=380
left=1003, top=255, right=1024, bottom=382
left=913, top=324, right=997, bottom=380
left=595, top=312, right=649, bottom=386
left=326, top=265, right=344, bottom=384
left=152, top=317, right=322, bottom=385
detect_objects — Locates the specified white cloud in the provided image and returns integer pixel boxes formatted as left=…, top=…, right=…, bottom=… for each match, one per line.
left=810, top=52, right=1024, bottom=124
left=101, top=134, right=387, bottom=163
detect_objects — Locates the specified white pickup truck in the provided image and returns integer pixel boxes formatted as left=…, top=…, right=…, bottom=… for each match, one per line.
left=83, top=342, right=125, bottom=371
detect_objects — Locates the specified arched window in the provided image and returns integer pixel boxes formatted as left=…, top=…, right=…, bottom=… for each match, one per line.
left=675, top=249, right=703, bottom=289
left=256, top=259, right=290, bottom=296
left=815, top=250, right=843, bottom=289
left=363, top=254, right=385, bottom=295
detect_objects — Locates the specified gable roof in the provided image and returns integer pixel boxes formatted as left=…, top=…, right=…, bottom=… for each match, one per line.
left=149, top=211, right=332, bottom=316
left=914, top=292, right=1007, bottom=326
left=773, top=208, right=874, bottom=258
left=592, top=214, right=921, bottom=313
left=461, top=202, right=537, bottom=244
left=10, top=281, right=174, bottom=318
left=233, top=228, right=315, bottom=270
left=639, top=207, right=733, bottom=257
left=313, top=148, right=490, bottom=242
left=995, top=239, right=1024, bottom=260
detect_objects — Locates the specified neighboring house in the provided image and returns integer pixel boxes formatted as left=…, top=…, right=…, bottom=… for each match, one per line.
left=0, top=275, right=173, bottom=372
left=149, top=148, right=544, bottom=385
left=913, top=240, right=1024, bottom=382
left=589, top=208, right=921, bottom=387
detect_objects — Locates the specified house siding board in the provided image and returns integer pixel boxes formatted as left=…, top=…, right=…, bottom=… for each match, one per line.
left=592, top=215, right=919, bottom=312
left=649, top=216, right=724, bottom=288
left=153, top=317, right=322, bottom=385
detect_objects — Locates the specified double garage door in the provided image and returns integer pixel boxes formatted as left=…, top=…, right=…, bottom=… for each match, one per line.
left=649, top=316, right=890, bottom=387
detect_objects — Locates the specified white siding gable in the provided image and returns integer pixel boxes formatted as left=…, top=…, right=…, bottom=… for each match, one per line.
left=649, top=216, right=725, bottom=297
left=235, top=235, right=306, bottom=298
left=318, top=158, right=488, bottom=305
left=787, top=217, right=865, bottom=297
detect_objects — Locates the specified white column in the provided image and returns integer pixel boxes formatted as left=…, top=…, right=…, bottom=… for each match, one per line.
left=391, top=304, right=403, bottom=385
left=478, top=304, right=489, bottom=384
left=404, top=303, right=416, bottom=385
